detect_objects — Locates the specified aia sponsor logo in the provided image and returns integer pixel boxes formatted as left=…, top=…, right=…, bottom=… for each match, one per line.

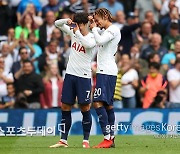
left=72, top=42, right=86, bottom=53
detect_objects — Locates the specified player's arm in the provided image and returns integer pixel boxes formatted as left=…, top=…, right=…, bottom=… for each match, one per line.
left=91, top=27, right=115, bottom=46
left=54, top=18, right=73, bottom=36
left=75, top=30, right=96, bottom=49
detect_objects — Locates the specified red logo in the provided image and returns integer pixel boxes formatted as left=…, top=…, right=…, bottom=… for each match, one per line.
left=72, top=42, right=86, bottom=53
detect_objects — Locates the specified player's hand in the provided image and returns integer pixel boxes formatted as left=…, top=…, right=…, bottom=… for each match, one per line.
left=73, top=23, right=79, bottom=33
left=89, top=22, right=96, bottom=30
left=67, top=19, right=73, bottom=25
left=88, top=16, right=94, bottom=23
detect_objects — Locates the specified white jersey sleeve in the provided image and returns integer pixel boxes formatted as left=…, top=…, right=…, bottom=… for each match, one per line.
left=92, top=26, right=116, bottom=45
left=75, top=30, right=96, bottom=49
left=54, top=18, right=73, bottom=36
left=92, top=25, right=121, bottom=76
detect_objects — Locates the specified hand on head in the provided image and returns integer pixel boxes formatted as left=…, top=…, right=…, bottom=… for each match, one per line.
left=88, top=15, right=96, bottom=30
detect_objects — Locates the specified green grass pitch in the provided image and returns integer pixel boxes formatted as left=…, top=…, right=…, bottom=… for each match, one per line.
left=0, top=135, right=180, bottom=154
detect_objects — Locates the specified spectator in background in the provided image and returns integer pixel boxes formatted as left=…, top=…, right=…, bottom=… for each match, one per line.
left=0, top=43, right=13, bottom=73
left=0, top=0, right=11, bottom=37
left=16, top=0, right=42, bottom=23
left=141, top=33, right=168, bottom=60
left=140, top=62, right=167, bottom=108
left=40, top=63, right=63, bottom=108
left=176, top=51, right=180, bottom=59
left=15, top=13, right=39, bottom=41
left=135, top=0, right=162, bottom=23
left=144, top=11, right=162, bottom=34
left=130, top=44, right=149, bottom=78
left=121, top=54, right=139, bottom=108
left=120, top=0, right=136, bottom=16
left=0, top=83, right=15, bottom=109
left=148, top=52, right=166, bottom=76
left=18, top=3, right=43, bottom=26
left=70, top=0, right=96, bottom=14
left=62, top=41, right=71, bottom=68
left=136, top=21, right=153, bottom=51
left=0, top=56, right=14, bottom=103
left=1, top=28, right=16, bottom=60
left=113, top=59, right=123, bottom=109
left=38, top=11, right=56, bottom=50
left=38, top=40, right=65, bottom=76
left=7, top=28, right=15, bottom=45
left=98, top=0, right=124, bottom=16
left=150, top=90, right=167, bottom=108
left=160, top=5, right=180, bottom=35
left=113, top=11, right=126, bottom=30
left=119, top=12, right=140, bottom=55
left=161, top=40, right=180, bottom=71
left=51, top=28, right=65, bottom=50
left=11, top=37, right=35, bottom=63
left=15, top=60, right=44, bottom=109
left=28, top=32, right=42, bottom=74
left=62, top=0, right=80, bottom=14
left=43, top=0, right=63, bottom=18
left=11, top=47, right=29, bottom=80
left=167, top=58, right=180, bottom=108
left=8, top=0, right=21, bottom=27
left=163, top=22, right=180, bottom=50
left=160, top=0, right=180, bottom=16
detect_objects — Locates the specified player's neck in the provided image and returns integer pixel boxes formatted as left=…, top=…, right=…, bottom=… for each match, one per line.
left=80, top=29, right=89, bottom=36
left=104, top=22, right=112, bottom=29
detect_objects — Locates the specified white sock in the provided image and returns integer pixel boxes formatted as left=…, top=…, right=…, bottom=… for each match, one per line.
left=83, top=140, right=89, bottom=143
left=104, top=134, right=110, bottom=140
left=60, top=139, right=68, bottom=144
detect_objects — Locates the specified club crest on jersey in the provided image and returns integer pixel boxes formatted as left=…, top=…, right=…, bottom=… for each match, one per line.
left=72, top=42, right=86, bottom=53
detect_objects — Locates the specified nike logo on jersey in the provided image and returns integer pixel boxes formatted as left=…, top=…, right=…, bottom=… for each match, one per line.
left=72, top=42, right=86, bottom=53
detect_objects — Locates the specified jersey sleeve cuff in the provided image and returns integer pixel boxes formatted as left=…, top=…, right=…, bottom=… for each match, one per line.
left=54, top=18, right=70, bottom=27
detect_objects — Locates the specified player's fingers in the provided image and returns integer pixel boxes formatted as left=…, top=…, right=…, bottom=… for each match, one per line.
left=67, top=19, right=72, bottom=25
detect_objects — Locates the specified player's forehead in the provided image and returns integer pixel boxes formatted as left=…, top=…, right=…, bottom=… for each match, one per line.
left=93, top=14, right=103, bottom=21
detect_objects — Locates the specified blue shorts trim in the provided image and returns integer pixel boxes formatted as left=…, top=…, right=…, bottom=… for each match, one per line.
left=93, top=73, right=117, bottom=105
left=61, top=74, right=91, bottom=105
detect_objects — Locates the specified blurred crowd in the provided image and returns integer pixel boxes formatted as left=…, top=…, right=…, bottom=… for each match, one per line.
left=0, top=0, right=180, bottom=109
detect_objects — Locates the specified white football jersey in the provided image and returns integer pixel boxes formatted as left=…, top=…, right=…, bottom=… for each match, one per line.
left=55, top=19, right=96, bottom=78
left=92, top=25, right=121, bottom=76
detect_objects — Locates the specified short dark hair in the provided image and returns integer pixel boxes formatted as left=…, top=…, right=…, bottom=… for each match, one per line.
left=170, top=22, right=179, bottom=30
left=23, top=59, right=33, bottom=66
left=7, top=83, right=14, bottom=87
left=157, top=90, right=166, bottom=96
left=48, top=40, right=58, bottom=46
left=148, top=52, right=159, bottom=62
left=73, top=13, right=89, bottom=24
left=149, top=62, right=160, bottom=70
left=19, top=47, right=27, bottom=54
